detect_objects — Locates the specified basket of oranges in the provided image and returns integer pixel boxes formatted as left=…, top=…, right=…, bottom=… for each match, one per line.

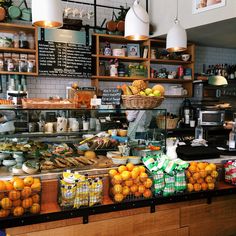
left=109, top=163, right=153, bottom=203
left=185, top=162, right=219, bottom=193
left=0, top=176, right=41, bottom=218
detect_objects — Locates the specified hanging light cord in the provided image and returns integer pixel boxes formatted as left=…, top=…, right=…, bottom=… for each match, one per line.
left=131, top=0, right=149, bottom=24
left=174, top=0, right=179, bottom=23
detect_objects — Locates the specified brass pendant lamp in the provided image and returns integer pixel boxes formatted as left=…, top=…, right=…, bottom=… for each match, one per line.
left=32, top=0, right=63, bottom=29
left=166, top=0, right=187, bottom=52
left=125, top=0, right=149, bottom=41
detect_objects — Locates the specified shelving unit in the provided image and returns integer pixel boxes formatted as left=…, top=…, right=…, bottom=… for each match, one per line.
left=92, top=33, right=195, bottom=98
left=0, top=23, right=38, bottom=76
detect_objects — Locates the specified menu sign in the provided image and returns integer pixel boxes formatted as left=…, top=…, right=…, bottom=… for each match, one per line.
left=101, top=88, right=121, bottom=105
left=38, top=40, right=91, bottom=78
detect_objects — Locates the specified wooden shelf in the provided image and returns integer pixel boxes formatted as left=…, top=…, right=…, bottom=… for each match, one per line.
left=149, top=78, right=193, bottom=83
left=91, top=75, right=149, bottom=81
left=92, top=54, right=148, bottom=61
left=0, top=71, right=38, bottom=76
left=150, top=59, right=193, bottom=65
left=0, top=47, right=36, bottom=53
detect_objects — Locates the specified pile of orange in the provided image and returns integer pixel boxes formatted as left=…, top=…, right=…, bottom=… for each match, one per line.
left=186, top=162, right=218, bottom=192
left=0, top=176, right=41, bottom=218
left=109, top=163, right=153, bottom=203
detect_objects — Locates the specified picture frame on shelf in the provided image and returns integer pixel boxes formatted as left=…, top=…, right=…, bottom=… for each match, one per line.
left=192, top=0, right=226, bottom=14
left=127, top=44, right=140, bottom=57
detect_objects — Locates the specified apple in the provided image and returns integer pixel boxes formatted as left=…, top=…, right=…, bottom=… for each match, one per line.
left=145, top=88, right=152, bottom=95
left=148, top=93, right=155, bottom=96
left=153, top=90, right=161, bottom=97
left=139, top=91, right=146, bottom=96
left=139, top=65, right=144, bottom=70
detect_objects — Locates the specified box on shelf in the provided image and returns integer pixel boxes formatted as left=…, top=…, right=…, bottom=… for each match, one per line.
left=128, top=67, right=147, bottom=78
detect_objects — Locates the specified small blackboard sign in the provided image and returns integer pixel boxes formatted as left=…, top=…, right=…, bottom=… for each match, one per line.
left=38, top=40, right=91, bottom=78
left=101, top=88, right=122, bottom=105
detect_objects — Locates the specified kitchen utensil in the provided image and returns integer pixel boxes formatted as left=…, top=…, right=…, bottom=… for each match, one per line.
left=8, top=0, right=23, bottom=19
left=0, top=6, right=6, bottom=21
left=116, top=20, right=124, bottom=32
left=106, top=10, right=117, bottom=32
left=21, top=0, right=32, bottom=21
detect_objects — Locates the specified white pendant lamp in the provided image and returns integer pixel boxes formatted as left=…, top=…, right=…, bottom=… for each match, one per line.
left=125, top=0, right=149, bottom=41
left=166, top=0, right=187, bottom=52
left=32, top=0, right=63, bottom=29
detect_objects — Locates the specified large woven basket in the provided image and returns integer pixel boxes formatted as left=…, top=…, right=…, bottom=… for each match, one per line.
left=156, top=115, right=179, bottom=129
left=122, top=95, right=164, bottom=109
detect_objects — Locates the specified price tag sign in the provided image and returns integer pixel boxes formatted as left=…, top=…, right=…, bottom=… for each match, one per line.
left=101, top=88, right=121, bottom=105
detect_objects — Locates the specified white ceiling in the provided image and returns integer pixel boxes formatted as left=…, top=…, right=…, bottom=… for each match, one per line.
left=186, top=17, right=236, bottom=49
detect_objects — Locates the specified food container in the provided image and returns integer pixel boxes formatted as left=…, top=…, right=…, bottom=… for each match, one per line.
left=107, top=151, right=122, bottom=159
left=0, top=153, right=10, bottom=161
left=111, top=156, right=128, bottom=165
left=127, top=156, right=141, bottom=164
left=117, top=129, right=128, bottom=137
left=156, top=115, right=179, bottom=130
left=112, top=49, right=125, bottom=57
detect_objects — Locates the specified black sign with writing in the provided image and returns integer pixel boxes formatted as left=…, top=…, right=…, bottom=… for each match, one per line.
left=38, top=40, right=91, bottom=78
left=101, top=88, right=122, bottom=105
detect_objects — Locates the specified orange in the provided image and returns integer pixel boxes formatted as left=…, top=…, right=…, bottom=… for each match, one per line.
left=201, top=182, right=208, bottom=191
left=33, top=178, right=41, bottom=184
left=0, top=192, right=5, bottom=200
left=188, top=165, right=197, bottom=173
left=126, top=163, right=134, bottom=171
left=209, top=163, right=216, bottom=171
left=8, top=190, right=21, bottom=201
left=199, top=170, right=207, bottom=178
left=134, top=191, right=142, bottom=197
left=144, top=178, right=153, bottom=188
left=139, top=172, right=148, bottom=182
left=205, top=165, right=213, bottom=174
left=186, top=170, right=191, bottom=178
left=190, top=161, right=197, bottom=166
left=21, top=187, right=32, bottom=199
left=130, top=184, right=138, bottom=193
left=121, top=171, right=131, bottom=181
left=205, top=176, right=213, bottom=183
left=118, top=165, right=127, bottom=174
left=0, top=209, right=10, bottom=218
left=31, top=194, right=40, bottom=204
left=197, top=178, right=204, bottom=184
left=4, top=181, right=13, bottom=191
left=192, top=172, right=200, bottom=181
left=12, top=199, right=22, bottom=207
left=138, top=166, right=146, bottom=173
left=187, top=183, right=194, bottom=192
left=143, top=189, right=152, bottom=198
left=30, top=203, right=40, bottom=214
left=208, top=183, right=215, bottom=190
left=114, top=193, right=124, bottom=203
left=132, top=166, right=140, bottom=175
left=13, top=206, right=24, bottom=217
left=133, top=176, right=141, bottom=184
left=197, top=162, right=206, bottom=170
left=13, top=179, right=24, bottom=191
left=23, top=177, right=34, bottom=187
left=131, top=170, right=139, bottom=179
left=31, top=182, right=41, bottom=192
left=0, top=180, right=6, bottom=191
left=122, top=186, right=130, bottom=196
left=193, top=183, right=201, bottom=192
left=1, top=197, right=12, bottom=209
left=188, top=177, right=195, bottom=184
left=124, top=179, right=133, bottom=187
left=22, top=197, right=33, bottom=209
left=138, top=185, right=146, bottom=194
left=109, top=169, right=118, bottom=178
left=211, top=170, right=218, bottom=178
left=113, top=184, right=123, bottom=194
left=10, top=177, right=21, bottom=184
left=113, top=174, right=122, bottom=185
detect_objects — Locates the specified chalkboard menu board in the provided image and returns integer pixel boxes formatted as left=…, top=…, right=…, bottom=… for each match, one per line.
left=102, top=88, right=122, bottom=105
left=38, top=40, right=91, bottom=78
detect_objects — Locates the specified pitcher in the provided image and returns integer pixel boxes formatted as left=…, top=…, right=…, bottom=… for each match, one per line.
left=57, top=117, right=68, bottom=133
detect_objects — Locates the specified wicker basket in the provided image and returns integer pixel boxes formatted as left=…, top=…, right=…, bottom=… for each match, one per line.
left=122, top=95, right=164, bottom=109
left=156, top=115, right=179, bottom=129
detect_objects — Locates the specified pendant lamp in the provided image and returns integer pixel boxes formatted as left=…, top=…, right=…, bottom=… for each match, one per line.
left=166, top=0, right=187, bottom=52
left=32, top=0, right=63, bottom=29
left=125, top=0, right=149, bottom=41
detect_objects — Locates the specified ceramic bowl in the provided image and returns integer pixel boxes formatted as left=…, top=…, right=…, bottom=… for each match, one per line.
left=2, top=158, right=17, bottom=167
left=0, top=152, right=10, bottom=161
left=181, top=54, right=190, bottom=62
left=111, top=156, right=128, bottom=165
left=117, top=129, right=128, bottom=137
left=127, top=156, right=141, bottom=164
left=107, top=151, right=122, bottom=159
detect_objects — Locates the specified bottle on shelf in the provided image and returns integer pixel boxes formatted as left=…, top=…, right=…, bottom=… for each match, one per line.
left=195, top=118, right=203, bottom=140
left=229, top=121, right=236, bottom=151
left=180, top=99, right=192, bottom=127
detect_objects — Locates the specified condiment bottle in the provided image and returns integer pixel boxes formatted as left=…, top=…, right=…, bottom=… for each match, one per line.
left=27, top=34, right=34, bottom=49
left=19, top=31, right=29, bottom=49
left=195, top=118, right=203, bottom=140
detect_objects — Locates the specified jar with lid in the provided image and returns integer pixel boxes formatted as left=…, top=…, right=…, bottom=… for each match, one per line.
left=13, top=33, right=19, bottom=48
left=19, top=31, right=29, bottom=49
left=27, top=34, right=34, bottom=49
left=7, top=59, right=14, bottom=72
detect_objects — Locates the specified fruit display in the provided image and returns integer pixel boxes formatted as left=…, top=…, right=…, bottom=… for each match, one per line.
left=0, top=177, right=41, bottom=218
left=224, top=160, right=236, bottom=185
left=142, top=154, right=189, bottom=197
left=109, top=163, right=153, bottom=203
left=186, top=162, right=218, bottom=192
left=120, top=80, right=165, bottom=97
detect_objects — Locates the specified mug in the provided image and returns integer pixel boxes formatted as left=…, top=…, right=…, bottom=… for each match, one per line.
left=45, top=122, right=54, bottom=133
left=57, top=117, right=68, bottom=133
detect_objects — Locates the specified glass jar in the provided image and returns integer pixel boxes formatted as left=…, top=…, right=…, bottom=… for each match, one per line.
left=19, top=31, right=29, bottom=49
left=7, top=59, right=14, bottom=72
left=28, top=34, right=34, bottom=49
left=13, top=33, right=19, bottom=48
